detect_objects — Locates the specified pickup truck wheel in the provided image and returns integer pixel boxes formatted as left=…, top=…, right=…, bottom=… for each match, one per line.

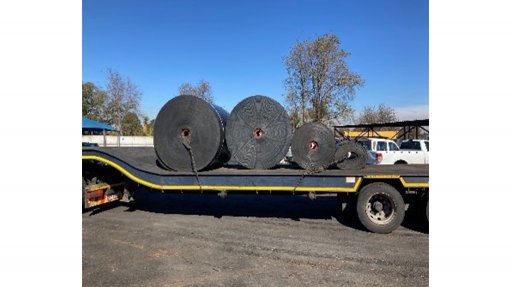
left=335, top=141, right=367, bottom=170
left=394, top=160, right=407, bottom=164
left=356, top=182, right=405, bottom=234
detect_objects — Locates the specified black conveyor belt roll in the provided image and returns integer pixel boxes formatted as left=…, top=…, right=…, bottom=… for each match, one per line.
left=291, top=122, right=335, bottom=170
left=225, top=95, right=293, bottom=169
left=153, top=95, right=230, bottom=171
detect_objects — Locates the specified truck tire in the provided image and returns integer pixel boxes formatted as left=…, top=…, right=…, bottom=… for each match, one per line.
left=356, top=182, right=405, bottom=234
left=335, top=141, right=367, bottom=170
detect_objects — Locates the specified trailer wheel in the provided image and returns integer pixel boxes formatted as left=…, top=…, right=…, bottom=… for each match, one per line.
left=356, top=182, right=405, bottom=234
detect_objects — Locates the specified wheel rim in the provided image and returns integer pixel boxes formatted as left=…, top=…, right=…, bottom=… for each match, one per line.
left=365, top=192, right=396, bottom=225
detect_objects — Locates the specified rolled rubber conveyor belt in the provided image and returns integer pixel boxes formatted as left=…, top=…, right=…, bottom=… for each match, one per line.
left=153, top=95, right=231, bottom=172
left=291, top=122, right=336, bottom=170
left=226, top=95, right=293, bottom=169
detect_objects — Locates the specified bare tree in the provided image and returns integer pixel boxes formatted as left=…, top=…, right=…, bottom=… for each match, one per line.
left=105, top=69, right=142, bottom=134
left=358, top=104, right=398, bottom=125
left=285, top=34, right=364, bottom=127
left=178, top=80, right=213, bottom=104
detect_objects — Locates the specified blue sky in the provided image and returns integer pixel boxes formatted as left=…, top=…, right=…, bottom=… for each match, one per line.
left=83, top=0, right=428, bottom=120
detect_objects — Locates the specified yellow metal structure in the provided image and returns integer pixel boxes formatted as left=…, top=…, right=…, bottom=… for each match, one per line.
left=343, top=130, right=399, bottom=139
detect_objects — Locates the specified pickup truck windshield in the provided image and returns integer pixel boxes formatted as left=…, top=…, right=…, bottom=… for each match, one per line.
left=400, top=141, right=421, bottom=150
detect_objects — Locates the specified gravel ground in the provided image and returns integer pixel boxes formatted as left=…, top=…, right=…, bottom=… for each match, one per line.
left=83, top=190, right=428, bottom=287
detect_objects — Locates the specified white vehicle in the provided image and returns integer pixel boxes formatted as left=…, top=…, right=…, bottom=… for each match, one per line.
left=357, top=138, right=429, bottom=165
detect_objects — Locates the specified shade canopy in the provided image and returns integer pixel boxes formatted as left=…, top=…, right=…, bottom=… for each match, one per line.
left=82, top=117, right=117, bottom=132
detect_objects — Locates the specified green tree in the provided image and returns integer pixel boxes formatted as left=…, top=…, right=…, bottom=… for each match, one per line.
left=82, top=82, right=107, bottom=121
left=105, top=68, right=142, bottom=134
left=285, top=33, right=363, bottom=127
left=122, top=112, right=143, bottom=136
left=142, top=116, right=155, bottom=136
left=178, top=80, right=213, bottom=103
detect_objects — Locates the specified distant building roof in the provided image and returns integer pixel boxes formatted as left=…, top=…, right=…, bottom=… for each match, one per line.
left=333, top=119, right=429, bottom=129
left=82, top=117, right=117, bottom=131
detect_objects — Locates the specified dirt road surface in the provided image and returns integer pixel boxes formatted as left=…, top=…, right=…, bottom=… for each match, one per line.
left=83, top=191, right=428, bottom=287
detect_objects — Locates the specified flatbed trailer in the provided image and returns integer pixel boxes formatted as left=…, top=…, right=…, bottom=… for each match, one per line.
left=82, top=147, right=429, bottom=234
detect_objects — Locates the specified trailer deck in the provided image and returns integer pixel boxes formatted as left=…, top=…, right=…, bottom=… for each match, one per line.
left=82, top=147, right=429, bottom=193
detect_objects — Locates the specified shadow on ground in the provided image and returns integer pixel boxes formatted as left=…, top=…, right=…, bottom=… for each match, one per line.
left=402, top=201, right=430, bottom=233
left=85, top=188, right=429, bottom=234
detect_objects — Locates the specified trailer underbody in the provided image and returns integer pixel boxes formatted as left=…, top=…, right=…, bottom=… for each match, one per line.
left=82, top=147, right=429, bottom=233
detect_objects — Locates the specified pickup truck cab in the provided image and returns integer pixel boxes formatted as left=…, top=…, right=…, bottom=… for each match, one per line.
left=357, top=138, right=429, bottom=165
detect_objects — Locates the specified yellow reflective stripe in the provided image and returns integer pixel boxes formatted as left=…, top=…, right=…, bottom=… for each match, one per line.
left=365, top=174, right=401, bottom=179
left=86, top=182, right=123, bottom=192
left=365, top=174, right=428, bottom=188
left=399, top=177, right=429, bottom=188
left=82, top=155, right=362, bottom=192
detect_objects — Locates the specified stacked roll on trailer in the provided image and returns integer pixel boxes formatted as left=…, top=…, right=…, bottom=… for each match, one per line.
left=153, top=94, right=365, bottom=172
left=335, top=141, right=368, bottom=170
left=225, top=95, right=292, bottom=169
left=153, top=95, right=230, bottom=171
left=290, top=122, right=336, bottom=171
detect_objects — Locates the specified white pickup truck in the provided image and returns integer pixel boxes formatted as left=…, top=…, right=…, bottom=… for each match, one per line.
left=357, top=138, right=429, bottom=165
